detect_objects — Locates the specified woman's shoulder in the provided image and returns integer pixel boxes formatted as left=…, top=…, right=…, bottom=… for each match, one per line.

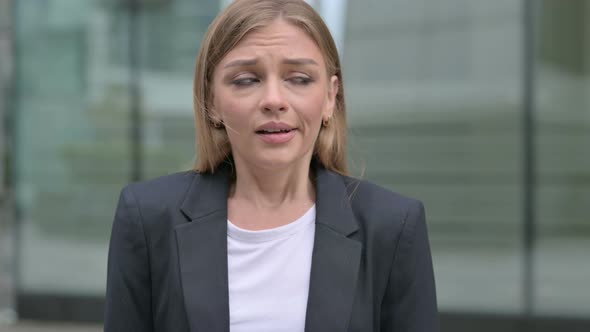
left=342, top=174, right=423, bottom=207
left=120, top=170, right=198, bottom=210
left=339, top=174, right=425, bottom=226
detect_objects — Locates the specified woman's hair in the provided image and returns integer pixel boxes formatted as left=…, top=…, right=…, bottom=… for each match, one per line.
left=193, top=0, right=348, bottom=175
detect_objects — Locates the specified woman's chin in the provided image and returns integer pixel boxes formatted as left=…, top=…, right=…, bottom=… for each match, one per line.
left=255, top=158, right=298, bottom=170
left=248, top=153, right=310, bottom=172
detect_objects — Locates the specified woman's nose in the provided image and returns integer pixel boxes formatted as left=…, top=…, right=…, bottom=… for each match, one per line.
left=260, top=78, right=287, bottom=112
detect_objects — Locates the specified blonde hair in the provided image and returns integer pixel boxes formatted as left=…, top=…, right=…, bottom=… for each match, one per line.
left=193, top=0, right=348, bottom=175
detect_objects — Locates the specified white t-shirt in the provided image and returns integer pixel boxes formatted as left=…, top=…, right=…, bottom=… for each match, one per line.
left=227, top=205, right=316, bottom=332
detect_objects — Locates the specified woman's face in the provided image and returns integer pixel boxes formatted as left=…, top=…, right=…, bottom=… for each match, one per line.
left=212, top=19, right=338, bottom=172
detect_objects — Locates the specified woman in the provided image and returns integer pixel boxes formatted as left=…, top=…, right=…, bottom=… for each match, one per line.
left=104, top=0, right=439, bottom=331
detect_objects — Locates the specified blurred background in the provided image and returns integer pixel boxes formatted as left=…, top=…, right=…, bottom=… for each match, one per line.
left=0, top=0, right=589, bottom=331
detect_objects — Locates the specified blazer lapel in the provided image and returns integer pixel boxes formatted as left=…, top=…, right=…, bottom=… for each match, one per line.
left=305, top=167, right=362, bottom=332
left=176, top=165, right=233, bottom=332
left=174, top=162, right=361, bottom=332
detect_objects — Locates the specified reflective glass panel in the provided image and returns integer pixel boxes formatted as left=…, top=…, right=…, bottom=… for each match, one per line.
left=344, top=0, right=524, bottom=313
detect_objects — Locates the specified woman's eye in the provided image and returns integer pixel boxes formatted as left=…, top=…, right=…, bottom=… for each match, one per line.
left=288, top=76, right=313, bottom=85
left=232, top=77, right=259, bottom=86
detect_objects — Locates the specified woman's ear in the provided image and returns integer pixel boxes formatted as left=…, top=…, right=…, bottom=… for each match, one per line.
left=209, top=108, right=220, bottom=122
left=207, top=105, right=225, bottom=128
left=325, top=75, right=339, bottom=119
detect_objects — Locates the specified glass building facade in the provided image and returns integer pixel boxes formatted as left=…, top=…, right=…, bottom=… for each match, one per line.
left=0, top=0, right=588, bottom=330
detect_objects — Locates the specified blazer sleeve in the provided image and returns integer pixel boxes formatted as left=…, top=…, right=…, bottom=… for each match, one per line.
left=104, top=187, right=154, bottom=332
left=380, top=200, right=440, bottom=332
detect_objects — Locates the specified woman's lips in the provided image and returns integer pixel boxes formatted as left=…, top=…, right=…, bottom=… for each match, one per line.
left=256, top=129, right=297, bottom=144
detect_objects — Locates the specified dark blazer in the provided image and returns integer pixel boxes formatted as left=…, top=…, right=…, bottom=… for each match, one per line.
left=104, top=163, right=439, bottom=332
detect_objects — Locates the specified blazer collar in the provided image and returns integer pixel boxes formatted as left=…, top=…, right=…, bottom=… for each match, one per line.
left=179, top=161, right=233, bottom=220
left=313, top=164, right=359, bottom=236
left=176, top=161, right=361, bottom=332
left=180, top=162, right=358, bottom=236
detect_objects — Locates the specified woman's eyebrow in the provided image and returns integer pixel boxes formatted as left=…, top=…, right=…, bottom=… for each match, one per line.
left=224, top=59, right=257, bottom=68
left=223, top=57, right=318, bottom=68
left=282, top=58, right=318, bottom=66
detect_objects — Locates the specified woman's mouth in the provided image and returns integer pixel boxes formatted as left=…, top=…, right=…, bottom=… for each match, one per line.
left=255, top=128, right=297, bottom=144
left=255, top=128, right=294, bottom=134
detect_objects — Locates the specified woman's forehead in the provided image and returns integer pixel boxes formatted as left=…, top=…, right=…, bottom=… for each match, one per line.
left=219, top=19, right=325, bottom=65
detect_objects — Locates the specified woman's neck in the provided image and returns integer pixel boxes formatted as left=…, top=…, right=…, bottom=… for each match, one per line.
left=226, top=155, right=316, bottom=230
left=230, top=159, right=315, bottom=209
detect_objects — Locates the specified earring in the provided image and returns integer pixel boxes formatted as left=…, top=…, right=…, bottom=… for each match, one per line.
left=212, top=120, right=224, bottom=129
left=322, top=117, right=331, bottom=127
